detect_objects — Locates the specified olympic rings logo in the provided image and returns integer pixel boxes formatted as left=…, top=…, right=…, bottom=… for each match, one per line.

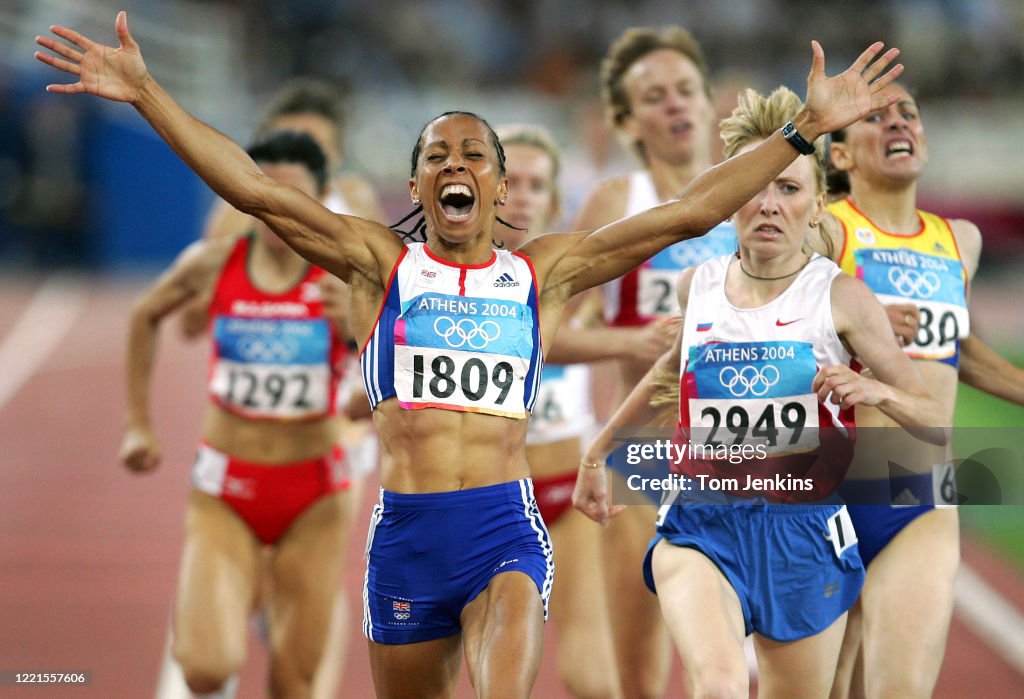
left=237, top=335, right=299, bottom=362
left=393, top=612, right=410, bottom=620
left=719, top=364, right=780, bottom=397
left=888, top=267, right=941, bottom=298
left=433, top=316, right=501, bottom=350
left=668, top=243, right=700, bottom=267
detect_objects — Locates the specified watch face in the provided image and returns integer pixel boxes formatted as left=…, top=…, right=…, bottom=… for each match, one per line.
left=783, top=121, right=814, bottom=154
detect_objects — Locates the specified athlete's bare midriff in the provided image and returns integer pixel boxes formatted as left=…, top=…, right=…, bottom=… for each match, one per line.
left=372, top=398, right=532, bottom=493
left=202, top=403, right=339, bottom=464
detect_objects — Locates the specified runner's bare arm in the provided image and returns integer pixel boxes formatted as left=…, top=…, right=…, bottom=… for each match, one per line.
left=121, top=239, right=230, bottom=471
left=824, top=274, right=950, bottom=444
left=959, top=335, right=1024, bottom=405
left=35, top=12, right=400, bottom=286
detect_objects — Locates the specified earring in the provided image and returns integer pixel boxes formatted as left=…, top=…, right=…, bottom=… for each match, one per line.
left=412, top=197, right=420, bottom=206
left=809, top=219, right=819, bottom=228
left=498, top=197, right=507, bottom=206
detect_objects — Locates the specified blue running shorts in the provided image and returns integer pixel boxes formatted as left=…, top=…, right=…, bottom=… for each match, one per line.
left=840, top=466, right=957, bottom=567
left=644, top=493, right=865, bottom=642
left=363, top=479, right=554, bottom=644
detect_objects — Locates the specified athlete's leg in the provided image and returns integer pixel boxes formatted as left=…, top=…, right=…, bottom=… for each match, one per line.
left=311, top=472, right=370, bottom=699
left=547, top=508, right=623, bottom=699
left=368, top=635, right=463, bottom=699
left=650, top=540, right=748, bottom=699
left=829, top=600, right=865, bottom=699
left=265, top=490, right=349, bottom=699
left=460, top=571, right=546, bottom=699
left=860, top=508, right=959, bottom=699
left=754, top=613, right=848, bottom=699
left=173, top=491, right=260, bottom=695
left=604, top=498, right=671, bottom=698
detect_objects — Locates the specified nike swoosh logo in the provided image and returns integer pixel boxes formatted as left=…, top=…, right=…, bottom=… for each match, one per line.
left=776, top=318, right=802, bottom=326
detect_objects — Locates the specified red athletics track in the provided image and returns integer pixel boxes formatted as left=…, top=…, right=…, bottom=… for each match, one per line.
left=0, top=275, right=1022, bottom=698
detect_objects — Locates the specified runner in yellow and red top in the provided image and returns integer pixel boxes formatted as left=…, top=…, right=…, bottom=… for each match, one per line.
left=820, top=82, right=1024, bottom=699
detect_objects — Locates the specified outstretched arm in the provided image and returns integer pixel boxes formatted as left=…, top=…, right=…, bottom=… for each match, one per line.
left=959, top=335, right=1024, bottom=405
left=35, top=11, right=399, bottom=284
left=529, top=41, right=903, bottom=300
left=574, top=332, right=683, bottom=525
left=120, top=240, right=230, bottom=472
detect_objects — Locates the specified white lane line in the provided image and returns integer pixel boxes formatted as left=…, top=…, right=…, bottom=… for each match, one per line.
left=0, top=277, right=87, bottom=411
left=955, top=562, right=1024, bottom=676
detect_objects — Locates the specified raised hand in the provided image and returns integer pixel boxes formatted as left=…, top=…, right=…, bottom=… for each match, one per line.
left=35, top=10, right=148, bottom=104
left=803, top=41, right=903, bottom=136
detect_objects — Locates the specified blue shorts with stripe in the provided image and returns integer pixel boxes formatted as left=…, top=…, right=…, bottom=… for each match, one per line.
left=362, top=479, right=554, bottom=644
left=644, top=492, right=865, bottom=642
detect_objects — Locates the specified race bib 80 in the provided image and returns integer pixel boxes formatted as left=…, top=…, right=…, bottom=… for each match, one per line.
left=856, top=248, right=969, bottom=360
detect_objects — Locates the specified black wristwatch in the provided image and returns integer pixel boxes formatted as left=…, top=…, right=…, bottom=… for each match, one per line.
left=781, top=120, right=816, bottom=155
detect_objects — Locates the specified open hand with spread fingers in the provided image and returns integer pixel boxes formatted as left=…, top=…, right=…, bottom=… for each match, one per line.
left=35, top=10, right=148, bottom=104
left=802, top=41, right=904, bottom=139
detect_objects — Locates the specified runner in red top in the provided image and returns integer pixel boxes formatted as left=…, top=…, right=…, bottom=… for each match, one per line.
left=117, top=131, right=353, bottom=698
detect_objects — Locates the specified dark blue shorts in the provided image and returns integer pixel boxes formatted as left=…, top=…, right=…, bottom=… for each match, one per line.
left=362, top=479, right=554, bottom=644
left=840, top=467, right=956, bottom=567
left=644, top=493, right=865, bottom=642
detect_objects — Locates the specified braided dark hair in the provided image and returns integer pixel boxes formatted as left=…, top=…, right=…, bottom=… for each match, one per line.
left=389, top=204, right=428, bottom=244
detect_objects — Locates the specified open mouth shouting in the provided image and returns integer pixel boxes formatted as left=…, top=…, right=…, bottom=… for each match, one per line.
left=884, top=138, right=914, bottom=160
left=439, top=183, right=476, bottom=222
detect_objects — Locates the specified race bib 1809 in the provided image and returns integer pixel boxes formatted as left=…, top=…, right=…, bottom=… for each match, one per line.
left=392, top=293, right=536, bottom=417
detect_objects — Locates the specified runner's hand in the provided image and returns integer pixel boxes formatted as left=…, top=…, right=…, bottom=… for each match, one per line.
left=119, top=426, right=161, bottom=473
left=885, top=303, right=919, bottom=347
left=36, top=11, right=149, bottom=104
left=573, top=464, right=626, bottom=526
left=803, top=41, right=903, bottom=137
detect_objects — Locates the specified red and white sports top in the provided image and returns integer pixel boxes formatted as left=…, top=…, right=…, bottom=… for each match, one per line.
left=207, top=234, right=348, bottom=420
left=676, top=254, right=857, bottom=502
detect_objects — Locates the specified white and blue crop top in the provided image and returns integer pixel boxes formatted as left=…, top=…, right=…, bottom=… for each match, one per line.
left=360, top=242, right=543, bottom=419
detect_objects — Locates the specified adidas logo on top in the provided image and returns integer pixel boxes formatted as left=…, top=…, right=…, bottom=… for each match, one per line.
left=494, top=272, right=520, bottom=288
